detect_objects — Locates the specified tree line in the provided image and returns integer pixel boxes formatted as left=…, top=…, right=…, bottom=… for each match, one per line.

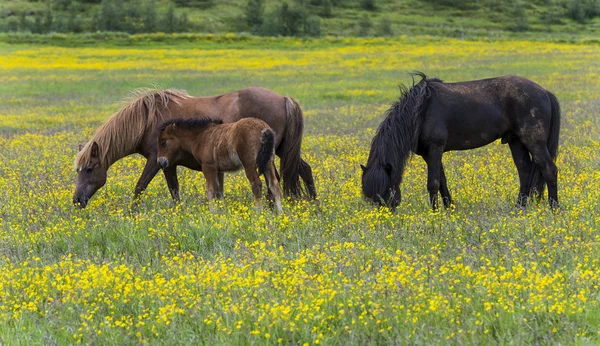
left=0, top=0, right=598, bottom=35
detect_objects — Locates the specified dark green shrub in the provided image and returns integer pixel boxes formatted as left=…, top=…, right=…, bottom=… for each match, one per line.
left=361, top=0, right=376, bottom=11
left=358, top=14, right=372, bottom=36
left=305, top=15, right=321, bottom=36
left=376, top=16, right=393, bottom=36
left=245, top=0, right=265, bottom=34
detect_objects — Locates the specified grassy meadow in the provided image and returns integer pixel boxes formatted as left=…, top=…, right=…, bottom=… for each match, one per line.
left=1, top=36, right=600, bottom=344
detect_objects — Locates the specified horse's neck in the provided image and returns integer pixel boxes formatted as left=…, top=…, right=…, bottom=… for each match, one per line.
left=180, top=97, right=219, bottom=118
left=91, top=133, right=137, bottom=170
left=178, top=128, right=209, bottom=154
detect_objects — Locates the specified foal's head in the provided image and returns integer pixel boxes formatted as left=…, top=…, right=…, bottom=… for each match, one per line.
left=361, top=163, right=401, bottom=210
left=156, top=118, right=223, bottom=169
left=156, top=123, right=184, bottom=170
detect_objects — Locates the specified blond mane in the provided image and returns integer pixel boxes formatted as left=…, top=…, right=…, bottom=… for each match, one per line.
left=74, top=88, right=191, bottom=170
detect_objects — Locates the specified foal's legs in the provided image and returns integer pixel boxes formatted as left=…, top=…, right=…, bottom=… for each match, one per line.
left=423, top=147, right=444, bottom=211
left=439, top=163, right=453, bottom=209
left=243, top=166, right=263, bottom=210
left=216, top=172, right=225, bottom=199
left=162, top=165, right=180, bottom=201
left=202, top=168, right=219, bottom=211
left=264, top=162, right=283, bottom=214
left=508, top=139, right=534, bottom=208
left=526, top=145, right=559, bottom=209
left=265, top=163, right=278, bottom=203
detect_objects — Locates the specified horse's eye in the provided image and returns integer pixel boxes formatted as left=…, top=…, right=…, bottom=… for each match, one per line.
left=86, top=168, right=93, bottom=174
left=160, top=141, right=167, bottom=147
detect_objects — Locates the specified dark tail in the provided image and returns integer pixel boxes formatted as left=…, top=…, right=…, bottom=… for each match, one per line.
left=546, top=91, right=561, bottom=160
left=529, top=91, right=561, bottom=199
left=279, top=97, right=306, bottom=198
left=257, top=128, right=275, bottom=176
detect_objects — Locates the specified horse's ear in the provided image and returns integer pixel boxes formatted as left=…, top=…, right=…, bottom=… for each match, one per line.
left=78, top=143, right=84, bottom=152
left=90, top=142, right=99, bottom=158
left=384, top=163, right=392, bottom=175
left=360, top=164, right=367, bottom=173
left=164, top=123, right=175, bottom=133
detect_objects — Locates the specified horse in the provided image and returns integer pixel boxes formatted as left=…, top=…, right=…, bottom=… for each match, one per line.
left=156, top=117, right=282, bottom=213
left=73, top=87, right=316, bottom=208
left=361, top=73, right=560, bottom=211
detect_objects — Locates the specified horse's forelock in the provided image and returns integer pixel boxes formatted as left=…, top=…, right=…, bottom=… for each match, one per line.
left=366, top=73, right=434, bottom=188
left=362, top=165, right=391, bottom=200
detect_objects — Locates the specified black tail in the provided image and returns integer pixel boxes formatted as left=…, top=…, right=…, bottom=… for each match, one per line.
left=529, top=91, right=561, bottom=199
left=257, top=128, right=275, bottom=175
left=546, top=91, right=561, bottom=160
left=279, top=97, right=306, bottom=198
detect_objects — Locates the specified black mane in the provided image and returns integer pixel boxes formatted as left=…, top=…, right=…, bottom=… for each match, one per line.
left=362, top=72, right=439, bottom=205
left=158, top=117, right=223, bottom=132
left=368, top=72, right=439, bottom=181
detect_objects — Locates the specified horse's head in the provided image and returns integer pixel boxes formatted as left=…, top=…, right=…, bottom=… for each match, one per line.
left=73, top=142, right=107, bottom=208
left=361, top=163, right=400, bottom=210
left=156, top=123, right=182, bottom=170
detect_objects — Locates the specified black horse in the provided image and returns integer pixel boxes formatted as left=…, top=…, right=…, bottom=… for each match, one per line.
left=361, top=73, right=560, bottom=210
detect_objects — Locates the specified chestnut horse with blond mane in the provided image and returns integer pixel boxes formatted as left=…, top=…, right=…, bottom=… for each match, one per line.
left=73, top=87, right=315, bottom=208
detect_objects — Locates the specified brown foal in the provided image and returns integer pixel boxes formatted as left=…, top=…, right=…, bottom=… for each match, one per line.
left=157, top=117, right=283, bottom=213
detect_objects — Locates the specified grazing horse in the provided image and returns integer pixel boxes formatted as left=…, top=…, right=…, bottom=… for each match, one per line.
left=361, top=73, right=560, bottom=210
left=157, top=117, right=282, bottom=213
left=73, top=87, right=316, bottom=208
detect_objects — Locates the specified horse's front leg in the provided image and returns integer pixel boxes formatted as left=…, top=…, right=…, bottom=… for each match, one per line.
left=423, top=148, right=443, bottom=211
left=216, top=171, right=225, bottom=199
left=133, top=156, right=161, bottom=203
left=439, top=163, right=453, bottom=209
left=162, top=165, right=180, bottom=201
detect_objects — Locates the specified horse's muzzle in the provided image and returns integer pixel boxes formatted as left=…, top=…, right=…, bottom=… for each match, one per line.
left=157, top=157, right=169, bottom=169
left=73, top=195, right=88, bottom=209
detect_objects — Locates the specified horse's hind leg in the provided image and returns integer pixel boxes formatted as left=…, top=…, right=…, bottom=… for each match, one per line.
left=423, top=148, right=443, bottom=211
left=527, top=146, right=559, bottom=209
left=265, top=163, right=283, bottom=214
left=264, top=163, right=278, bottom=203
left=508, top=138, right=534, bottom=208
left=243, top=166, right=263, bottom=211
left=439, top=163, right=453, bottom=209
left=300, top=159, right=317, bottom=199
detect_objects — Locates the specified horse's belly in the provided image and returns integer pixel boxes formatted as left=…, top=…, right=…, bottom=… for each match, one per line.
left=218, top=152, right=244, bottom=172
left=445, top=133, right=501, bottom=151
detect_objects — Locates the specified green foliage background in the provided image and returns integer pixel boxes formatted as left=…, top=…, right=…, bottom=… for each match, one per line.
left=0, top=0, right=599, bottom=38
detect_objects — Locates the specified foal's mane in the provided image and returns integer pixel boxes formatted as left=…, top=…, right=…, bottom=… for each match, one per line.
left=367, top=72, right=441, bottom=183
left=75, top=88, right=190, bottom=169
left=158, top=117, right=223, bottom=132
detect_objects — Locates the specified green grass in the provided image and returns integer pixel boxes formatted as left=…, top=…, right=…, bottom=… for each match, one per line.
left=0, top=36, right=600, bottom=344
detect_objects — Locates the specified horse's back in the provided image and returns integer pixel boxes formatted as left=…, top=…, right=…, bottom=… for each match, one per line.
left=423, top=75, right=552, bottom=151
left=235, top=88, right=287, bottom=136
left=174, top=87, right=286, bottom=142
